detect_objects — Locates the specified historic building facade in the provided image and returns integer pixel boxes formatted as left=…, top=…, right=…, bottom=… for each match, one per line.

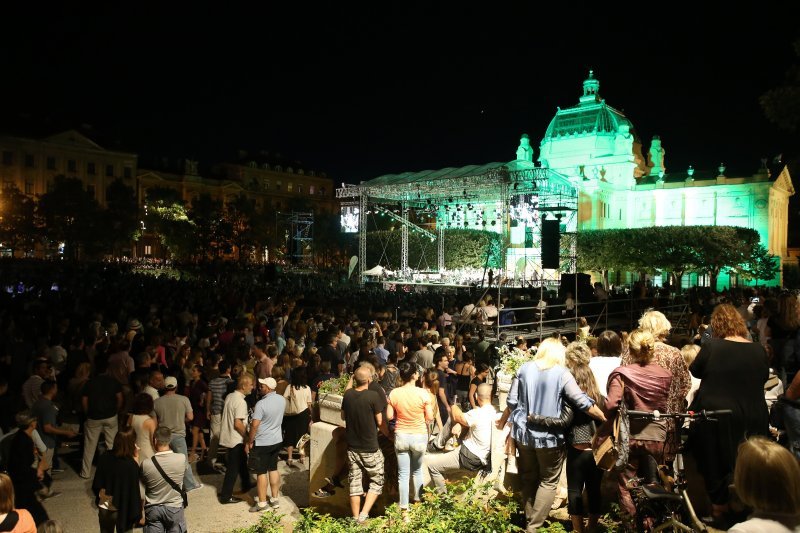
left=534, top=72, right=795, bottom=287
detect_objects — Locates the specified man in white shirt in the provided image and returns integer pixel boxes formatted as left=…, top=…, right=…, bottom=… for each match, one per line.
left=218, top=375, right=254, bottom=504
left=426, top=384, right=496, bottom=491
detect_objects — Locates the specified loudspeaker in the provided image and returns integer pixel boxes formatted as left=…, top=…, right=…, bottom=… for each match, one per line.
left=541, top=219, right=560, bottom=269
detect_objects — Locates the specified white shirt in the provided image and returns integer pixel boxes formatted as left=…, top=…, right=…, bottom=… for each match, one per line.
left=589, top=356, right=622, bottom=398
left=728, top=517, right=796, bottom=533
left=219, top=390, right=248, bottom=448
left=462, top=404, right=496, bottom=463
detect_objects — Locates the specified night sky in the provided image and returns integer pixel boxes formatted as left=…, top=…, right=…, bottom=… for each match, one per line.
left=2, top=4, right=799, bottom=183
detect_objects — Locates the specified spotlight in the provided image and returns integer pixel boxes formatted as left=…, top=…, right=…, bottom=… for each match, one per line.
left=491, top=220, right=496, bottom=226
left=448, top=197, right=453, bottom=203
left=467, top=203, right=473, bottom=210
left=482, top=221, right=486, bottom=226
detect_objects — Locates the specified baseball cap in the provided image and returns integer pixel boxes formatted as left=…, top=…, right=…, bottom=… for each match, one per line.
left=164, top=376, right=178, bottom=389
left=258, top=377, right=277, bottom=389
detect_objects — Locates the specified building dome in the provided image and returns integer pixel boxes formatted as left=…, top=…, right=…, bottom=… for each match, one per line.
left=542, top=71, right=635, bottom=140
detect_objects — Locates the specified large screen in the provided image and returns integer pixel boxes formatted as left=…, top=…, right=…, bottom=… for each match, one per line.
left=340, top=205, right=360, bottom=233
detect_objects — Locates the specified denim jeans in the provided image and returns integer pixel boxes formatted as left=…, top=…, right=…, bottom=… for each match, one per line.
left=394, top=433, right=427, bottom=509
left=784, top=402, right=800, bottom=460
left=169, top=435, right=200, bottom=491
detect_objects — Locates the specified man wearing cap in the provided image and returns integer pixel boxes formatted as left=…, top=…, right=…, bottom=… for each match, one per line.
left=246, top=377, right=286, bottom=512
left=154, top=376, right=201, bottom=492
left=218, top=375, right=255, bottom=504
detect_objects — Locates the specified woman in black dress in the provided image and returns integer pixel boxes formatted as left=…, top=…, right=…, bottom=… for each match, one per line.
left=92, top=428, right=142, bottom=533
left=690, top=303, right=770, bottom=524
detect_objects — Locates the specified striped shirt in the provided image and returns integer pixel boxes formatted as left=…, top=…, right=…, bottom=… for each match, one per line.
left=208, top=375, right=233, bottom=415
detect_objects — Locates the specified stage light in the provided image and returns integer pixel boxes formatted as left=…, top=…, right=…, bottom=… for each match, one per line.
left=448, top=197, right=453, bottom=203
left=467, top=203, right=473, bottom=210
left=491, top=220, right=496, bottom=226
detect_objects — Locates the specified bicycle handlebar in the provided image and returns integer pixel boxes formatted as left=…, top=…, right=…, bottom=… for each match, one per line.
left=627, top=409, right=733, bottom=420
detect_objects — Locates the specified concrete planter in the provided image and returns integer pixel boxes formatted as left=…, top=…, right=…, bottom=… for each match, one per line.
left=317, top=392, right=345, bottom=427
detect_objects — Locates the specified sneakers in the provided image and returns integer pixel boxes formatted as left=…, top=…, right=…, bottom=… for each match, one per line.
left=51, top=467, right=65, bottom=474
left=249, top=503, right=269, bottom=513
left=187, top=483, right=203, bottom=493
left=39, top=490, right=61, bottom=500
left=268, top=497, right=280, bottom=509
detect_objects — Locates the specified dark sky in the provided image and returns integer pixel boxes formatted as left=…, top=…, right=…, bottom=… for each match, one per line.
left=2, top=4, right=799, bottom=182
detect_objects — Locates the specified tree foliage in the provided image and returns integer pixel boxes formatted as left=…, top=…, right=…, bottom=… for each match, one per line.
left=144, top=187, right=197, bottom=260
left=0, top=185, right=38, bottom=256
left=37, top=176, right=103, bottom=260
left=760, top=38, right=800, bottom=132
left=577, top=225, right=771, bottom=288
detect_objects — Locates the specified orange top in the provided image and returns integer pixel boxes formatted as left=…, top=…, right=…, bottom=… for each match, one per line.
left=388, top=386, right=434, bottom=435
left=9, top=508, right=36, bottom=533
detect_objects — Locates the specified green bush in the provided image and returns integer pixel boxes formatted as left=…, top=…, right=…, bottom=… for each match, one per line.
left=294, top=480, right=521, bottom=532
left=230, top=511, right=284, bottom=533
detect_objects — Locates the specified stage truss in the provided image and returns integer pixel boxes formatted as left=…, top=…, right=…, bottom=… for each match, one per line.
left=337, top=164, right=578, bottom=285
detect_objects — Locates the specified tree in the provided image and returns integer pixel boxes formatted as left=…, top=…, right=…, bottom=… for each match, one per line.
left=740, top=244, right=780, bottom=286
left=760, top=38, right=800, bottom=132
left=37, top=176, right=103, bottom=260
left=103, top=179, right=139, bottom=257
left=188, top=194, right=226, bottom=260
left=144, top=187, right=197, bottom=261
left=691, top=226, right=760, bottom=290
left=0, top=185, right=38, bottom=256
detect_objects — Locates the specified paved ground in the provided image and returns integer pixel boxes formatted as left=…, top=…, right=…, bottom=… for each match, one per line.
left=43, top=446, right=306, bottom=533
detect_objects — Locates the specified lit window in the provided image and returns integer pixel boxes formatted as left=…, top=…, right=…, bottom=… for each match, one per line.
left=309, top=185, right=315, bottom=195
left=144, top=245, right=152, bottom=255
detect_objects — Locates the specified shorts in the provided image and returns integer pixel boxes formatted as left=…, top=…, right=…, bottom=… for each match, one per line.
left=252, top=442, right=282, bottom=474
left=347, top=449, right=384, bottom=496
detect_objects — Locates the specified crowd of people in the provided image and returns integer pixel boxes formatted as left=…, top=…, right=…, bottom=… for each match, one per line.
left=0, top=260, right=798, bottom=532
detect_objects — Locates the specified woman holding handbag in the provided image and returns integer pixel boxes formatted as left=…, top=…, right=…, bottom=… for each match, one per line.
left=598, top=329, right=672, bottom=520
left=282, top=366, right=312, bottom=467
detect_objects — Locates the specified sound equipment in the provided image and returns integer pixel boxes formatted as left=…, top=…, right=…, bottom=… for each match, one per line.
left=541, top=219, right=560, bottom=269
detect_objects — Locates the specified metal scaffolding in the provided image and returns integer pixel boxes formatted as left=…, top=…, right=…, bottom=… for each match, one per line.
left=337, top=162, right=578, bottom=285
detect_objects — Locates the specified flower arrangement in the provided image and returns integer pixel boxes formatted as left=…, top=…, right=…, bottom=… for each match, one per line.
left=497, top=343, right=536, bottom=376
left=317, top=373, right=350, bottom=396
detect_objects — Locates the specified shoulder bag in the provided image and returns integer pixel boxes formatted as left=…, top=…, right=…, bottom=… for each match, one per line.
left=592, top=382, right=630, bottom=472
left=151, top=456, right=188, bottom=508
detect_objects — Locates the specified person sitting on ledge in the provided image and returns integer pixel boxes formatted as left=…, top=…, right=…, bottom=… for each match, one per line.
left=426, top=383, right=496, bottom=492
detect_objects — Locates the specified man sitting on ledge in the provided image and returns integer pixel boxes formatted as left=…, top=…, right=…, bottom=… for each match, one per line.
left=426, top=383, right=495, bottom=491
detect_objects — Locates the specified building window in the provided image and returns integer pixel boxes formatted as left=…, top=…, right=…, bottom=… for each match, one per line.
left=88, top=162, right=96, bottom=175
left=24, top=154, right=34, bottom=167
left=2, top=151, right=13, bottom=165
left=87, top=185, right=95, bottom=198
left=24, top=180, right=34, bottom=194
left=276, top=181, right=282, bottom=191
left=123, top=166, right=132, bottom=179
left=288, top=182, right=293, bottom=192
left=309, top=185, right=315, bottom=195
left=46, top=181, right=54, bottom=192
left=46, top=156, right=56, bottom=170
left=67, top=159, right=76, bottom=173
left=106, top=164, right=114, bottom=177
left=144, top=245, right=152, bottom=255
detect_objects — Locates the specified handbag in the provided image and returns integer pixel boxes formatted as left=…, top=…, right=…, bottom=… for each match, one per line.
left=593, top=382, right=630, bottom=472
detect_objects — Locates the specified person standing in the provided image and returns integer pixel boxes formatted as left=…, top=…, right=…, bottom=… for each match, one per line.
left=140, top=427, right=188, bottom=533
left=31, top=381, right=77, bottom=487
left=341, top=366, right=385, bottom=524
left=92, top=429, right=142, bottom=533
left=128, top=393, right=157, bottom=462
left=282, top=367, right=312, bottom=467
left=218, top=375, right=254, bottom=504
left=0, top=472, right=37, bottom=532
left=505, top=338, right=605, bottom=532
left=246, top=377, right=285, bottom=513
left=386, top=362, right=433, bottom=518
left=153, top=376, right=201, bottom=492
left=7, top=412, right=49, bottom=526
left=206, top=360, right=233, bottom=470
left=80, top=369, right=123, bottom=479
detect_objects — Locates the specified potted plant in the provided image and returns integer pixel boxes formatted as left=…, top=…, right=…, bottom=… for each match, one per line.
left=316, top=374, right=350, bottom=427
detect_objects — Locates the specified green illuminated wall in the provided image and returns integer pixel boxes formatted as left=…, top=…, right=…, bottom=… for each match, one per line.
left=531, top=72, right=793, bottom=288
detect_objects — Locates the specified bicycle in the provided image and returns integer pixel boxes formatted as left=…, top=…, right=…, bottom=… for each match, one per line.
left=625, top=409, right=733, bottom=532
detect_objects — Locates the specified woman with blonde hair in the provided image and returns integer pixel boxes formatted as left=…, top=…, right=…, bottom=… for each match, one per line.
left=623, top=310, right=690, bottom=416
left=504, top=337, right=606, bottom=530
left=729, top=436, right=800, bottom=532
left=0, top=472, right=36, bottom=532
left=690, top=303, right=770, bottom=525
left=599, top=329, right=672, bottom=520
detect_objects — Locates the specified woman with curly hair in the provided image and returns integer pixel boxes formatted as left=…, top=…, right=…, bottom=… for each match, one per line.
left=690, top=303, right=770, bottom=526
